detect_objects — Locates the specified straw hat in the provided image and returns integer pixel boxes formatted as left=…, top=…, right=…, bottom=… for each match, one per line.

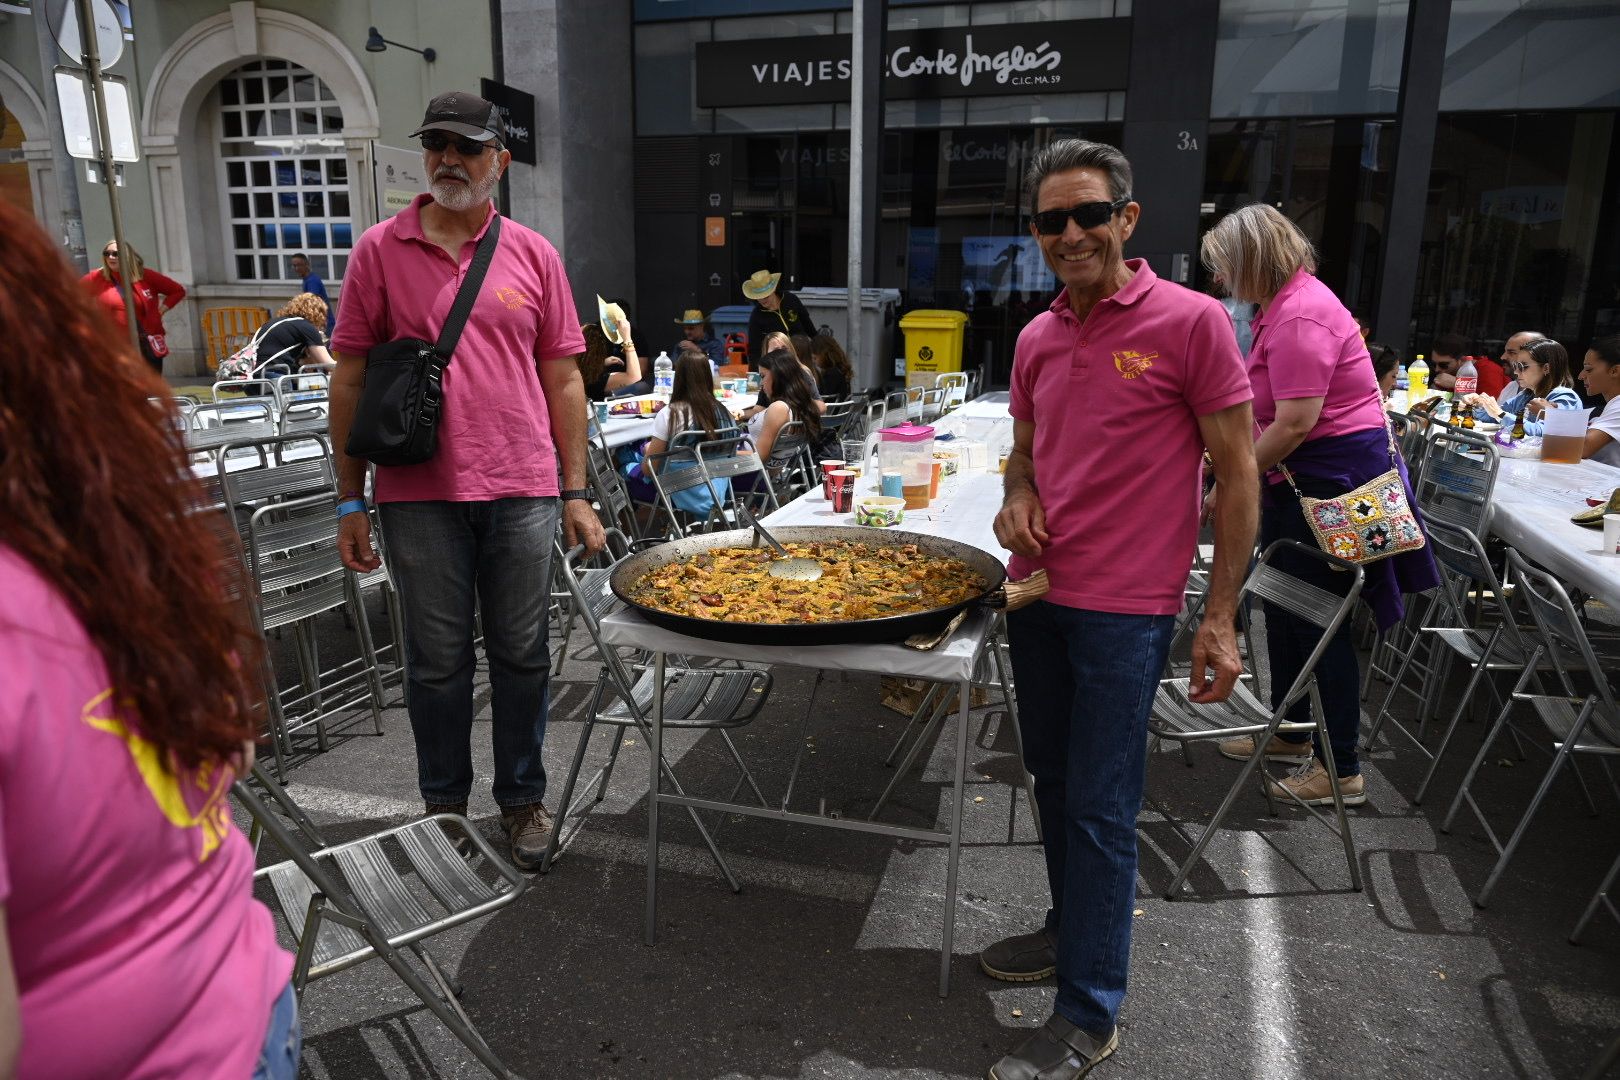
left=675, top=308, right=706, bottom=326
left=596, top=294, right=627, bottom=344
left=741, top=270, right=781, bottom=301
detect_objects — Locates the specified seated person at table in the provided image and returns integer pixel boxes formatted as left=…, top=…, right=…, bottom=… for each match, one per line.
left=811, top=330, right=854, bottom=402
left=672, top=309, right=724, bottom=371
left=637, top=352, right=741, bottom=518
left=749, top=348, right=822, bottom=475
left=577, top=316, right=646, bottom=401
left=1579, top=335, right=1620, bottom=467
left=1427, top=331, right=1471, bottom=391
left=1369, top=342, right=1400, bottom=402
left=745, top=331, right=822, bottom=419
left=1463, top=338, right=1581, bottom=436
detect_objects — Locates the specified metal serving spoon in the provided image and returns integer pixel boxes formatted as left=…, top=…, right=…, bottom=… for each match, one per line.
left=737, top=505, right=824, bottom=581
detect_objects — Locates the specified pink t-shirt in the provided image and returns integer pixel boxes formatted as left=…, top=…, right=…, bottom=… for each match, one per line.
left=332, top=194, right=586, bottom=503
left=1009, top=260, right=1253, bottom=614
left=0, top=546, right=291, bottom=1080
left=1247, top=269, right=1384, bottom=442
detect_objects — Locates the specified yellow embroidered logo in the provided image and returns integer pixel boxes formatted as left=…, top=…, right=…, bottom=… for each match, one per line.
left=494, top=286, right=530, bottom=310
left=83, top=688, right=233, bottom=862
left=1113, top=350, right=1157, bottom=379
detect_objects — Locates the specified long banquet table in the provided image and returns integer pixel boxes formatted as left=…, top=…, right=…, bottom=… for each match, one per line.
left=1486, top=455, right=1620, bottom=609
left=597, top=464, right=1014, bottom=997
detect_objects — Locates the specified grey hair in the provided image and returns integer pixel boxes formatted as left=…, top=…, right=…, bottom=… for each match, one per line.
left=1024, top=139, right=1132, bottom=203
left=1199, top=203, right=1318, bottom=304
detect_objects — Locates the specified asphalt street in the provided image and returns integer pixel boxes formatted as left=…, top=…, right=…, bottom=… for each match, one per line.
left=252, top=595, right=1620, bottom=1080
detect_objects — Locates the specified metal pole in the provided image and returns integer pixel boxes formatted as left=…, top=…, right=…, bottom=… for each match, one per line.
left=845, top=0, right=866, bottom=380
left=32, top=2, right=87, bottom=270
left=76, top=0, right=142, bottom=359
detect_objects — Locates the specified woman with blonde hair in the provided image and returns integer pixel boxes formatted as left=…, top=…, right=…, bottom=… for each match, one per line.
left=1201, top=203, right=1436, bottom=807
left=78, top=240, right=186, bottom=374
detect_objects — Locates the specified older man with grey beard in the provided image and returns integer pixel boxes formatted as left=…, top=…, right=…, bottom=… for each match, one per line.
left=328, top=91, right=604, bottom=871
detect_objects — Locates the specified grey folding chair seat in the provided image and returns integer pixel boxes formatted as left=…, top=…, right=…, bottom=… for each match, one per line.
left=1443, top=550, right=1620, bottom=910
left=235, top=764, right=527, bottom=1079
left=278, top=394, right=329, bottom=438
left=1146, top=540, right=1366, bottom=899
left=762, top=418, right=814, bottom=503
left=540, top=541, right=772, bottom=886
left=585, top=425, right=646, bottom=539
left=818, top=398, right=858, bottom=445
left=695, top=435, right=780, bottom=524
left=186, top=400, right=277, bottom=455
left=646, top=423, right=746, bottom=537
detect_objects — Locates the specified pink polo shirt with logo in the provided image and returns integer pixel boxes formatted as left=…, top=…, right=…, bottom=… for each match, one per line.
left=333, top=194, right=586, bottom=503
left=1247, top=268, right=1384, bottom=442
left=1008, top=260, right=1252, bottom=615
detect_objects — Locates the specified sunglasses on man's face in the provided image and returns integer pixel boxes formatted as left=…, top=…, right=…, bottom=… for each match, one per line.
left=1031, top=196, right=1131, bottom=236
left=420, top=131, right=494, bottom=157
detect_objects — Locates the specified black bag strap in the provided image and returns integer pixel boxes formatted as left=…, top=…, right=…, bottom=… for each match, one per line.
left=432, top=214, right=502, bottom=365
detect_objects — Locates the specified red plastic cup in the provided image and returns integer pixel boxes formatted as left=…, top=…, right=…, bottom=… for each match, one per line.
left=828, top=469, right=856, bottom=512
left=819, top=459, right=844, bottom=498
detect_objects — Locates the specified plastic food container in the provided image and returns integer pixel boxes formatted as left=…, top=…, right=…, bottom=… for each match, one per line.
left=854, top=496, right=905, bottom=527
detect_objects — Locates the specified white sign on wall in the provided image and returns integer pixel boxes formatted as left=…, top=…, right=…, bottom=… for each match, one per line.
left=372, top=143, right=428, bottom=223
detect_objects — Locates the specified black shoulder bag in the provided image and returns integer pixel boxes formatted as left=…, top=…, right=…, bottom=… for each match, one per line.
left=345, top=215, right=501, bottom=466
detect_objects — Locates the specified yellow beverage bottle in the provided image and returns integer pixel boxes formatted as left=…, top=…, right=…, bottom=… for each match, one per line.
left=1407, top=354, right=1429, bottom=401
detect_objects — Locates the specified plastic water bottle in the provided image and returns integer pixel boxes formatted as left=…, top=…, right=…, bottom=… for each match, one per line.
left=653, top=351, right=673, bottom=398
left=1407, top=354, right=1429, bottom=401
left=1454, top=355, right=1478, bottom=398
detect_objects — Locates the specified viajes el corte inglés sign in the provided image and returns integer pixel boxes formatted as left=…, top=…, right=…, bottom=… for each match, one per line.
left=695, top=20, right=1130, bottom=107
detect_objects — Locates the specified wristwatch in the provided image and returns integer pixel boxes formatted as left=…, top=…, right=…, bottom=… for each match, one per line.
left=560, top=488, right=592, bottom=502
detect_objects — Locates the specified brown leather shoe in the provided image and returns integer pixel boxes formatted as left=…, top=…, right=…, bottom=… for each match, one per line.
left=501, top=802, right=554, bottom=871
left=1217, top=734, right=1312, bottom=763
left=1267, top=759, right=1367, bottom=807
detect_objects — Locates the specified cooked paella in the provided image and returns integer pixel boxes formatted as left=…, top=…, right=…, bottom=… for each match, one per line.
left=626, top=541, right=987, bottom=624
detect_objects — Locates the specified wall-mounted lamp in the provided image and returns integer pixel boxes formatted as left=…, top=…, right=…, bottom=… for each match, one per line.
left=365, top=26, right=436, bottom=63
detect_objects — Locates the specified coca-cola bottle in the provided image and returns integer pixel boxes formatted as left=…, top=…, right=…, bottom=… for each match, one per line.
left=1454, top=355, right=1479, bottom=397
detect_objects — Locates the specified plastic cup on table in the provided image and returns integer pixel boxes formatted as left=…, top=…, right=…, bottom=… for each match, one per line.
left=594, top=401, right=610, bottom=425
left=841, top=438, right=866, bottom=477
left=1604, top=514, right=1620, bottom=556
left=929, top=460, right=943, bottom=499
left=828, top=470, right=857, bottom=513
left=819, top=459, right=844, bottom=498
left=881, top=470, right=904, bottom=499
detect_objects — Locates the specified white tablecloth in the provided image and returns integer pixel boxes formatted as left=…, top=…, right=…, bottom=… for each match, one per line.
left=1488, top=456, right=1620, bottom=608
left=595, top=393, right=752, bottom=450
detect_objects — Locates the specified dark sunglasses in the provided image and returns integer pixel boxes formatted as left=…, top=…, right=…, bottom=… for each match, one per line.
left=420, top=131, right=495, bottom=156
left=1511, top=362, right=1533, bottom=373
left=1031, top=196, right=1132, bottom=236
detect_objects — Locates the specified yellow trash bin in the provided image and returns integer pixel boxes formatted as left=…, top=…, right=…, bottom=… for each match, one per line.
left=900, top=309, right=969, bottom=389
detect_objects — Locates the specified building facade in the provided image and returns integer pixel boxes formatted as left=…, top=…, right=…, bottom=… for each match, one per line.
left=2, top=0, right=1618, bottom=382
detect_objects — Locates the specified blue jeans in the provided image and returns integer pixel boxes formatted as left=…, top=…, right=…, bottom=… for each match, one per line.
left=251, top=982, right=301, bottom=1080
left=1008, top=601, right=1175, bottom=1036
left=1261, top=483, right=1363, bottom=777
left=378, top=497, right=559, bottom=809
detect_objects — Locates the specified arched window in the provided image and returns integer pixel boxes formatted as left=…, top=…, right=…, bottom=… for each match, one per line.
left=217, top=59, right=353, bottom=283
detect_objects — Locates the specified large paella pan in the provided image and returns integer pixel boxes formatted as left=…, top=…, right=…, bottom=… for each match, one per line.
left=608, top=526, right=1007, bottom=646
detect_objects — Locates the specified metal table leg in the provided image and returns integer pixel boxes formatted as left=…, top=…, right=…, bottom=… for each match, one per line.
left=644, top=650, right=665, bottom=945
left=939, top=675, right=972, bottom=997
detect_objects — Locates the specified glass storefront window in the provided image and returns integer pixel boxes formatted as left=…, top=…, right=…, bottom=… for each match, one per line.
left=1411, top=111, right=1617, bottom=353
left=1441, top=0, right=1620, bottom=111
left=1201, top=117, right=1393, bottom=319
left=1211, top=0, right=1409, bottom=118
left=635, top=21, right=711, bottom=136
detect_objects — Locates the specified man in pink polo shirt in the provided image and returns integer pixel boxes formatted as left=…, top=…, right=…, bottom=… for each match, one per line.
left=329, top=91, right=604, bottom=871
left=983, top=140, right=1258, bottom=1080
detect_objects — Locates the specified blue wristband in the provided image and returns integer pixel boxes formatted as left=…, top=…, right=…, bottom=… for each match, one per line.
left=337, top=498, right=368, bottom=519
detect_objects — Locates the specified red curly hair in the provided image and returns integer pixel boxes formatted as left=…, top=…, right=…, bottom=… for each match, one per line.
left=0, top=203, right=262, bottom=770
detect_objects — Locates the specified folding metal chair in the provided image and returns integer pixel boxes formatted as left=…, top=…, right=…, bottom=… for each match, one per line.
left=934, top=372, right=969, bottom=411
left=1442, top=550, right=1620, bottom=908
left=584, top=426, right=646, bottom=539
left=695, top=435, right=780, bottom=523
left=278, top=394, right=329, bottom=438
left=762, top=419, right=814, bottom=503
left=540, top=542, right=773, bottom=886
left=647, top=443, right=727, bottom=536
left=241, top=489, right=387, bottom=770
left=1147, top=540, right=1366, bottom=899
left=234, top=763, right=527, bottom=1079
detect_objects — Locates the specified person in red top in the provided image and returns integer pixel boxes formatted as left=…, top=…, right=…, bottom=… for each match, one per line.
left=78, top=241, right=186, bottom=375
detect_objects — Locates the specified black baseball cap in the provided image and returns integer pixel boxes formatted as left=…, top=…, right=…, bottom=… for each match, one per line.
left=410, top=91, right=505, bottom=147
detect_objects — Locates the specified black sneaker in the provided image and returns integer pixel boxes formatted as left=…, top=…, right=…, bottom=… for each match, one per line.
left=500, top=802, right=554, bottom=872
left=988, top=1015, right=1118, bottom=1080
left=979, top=927, right=1057, bottom=982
